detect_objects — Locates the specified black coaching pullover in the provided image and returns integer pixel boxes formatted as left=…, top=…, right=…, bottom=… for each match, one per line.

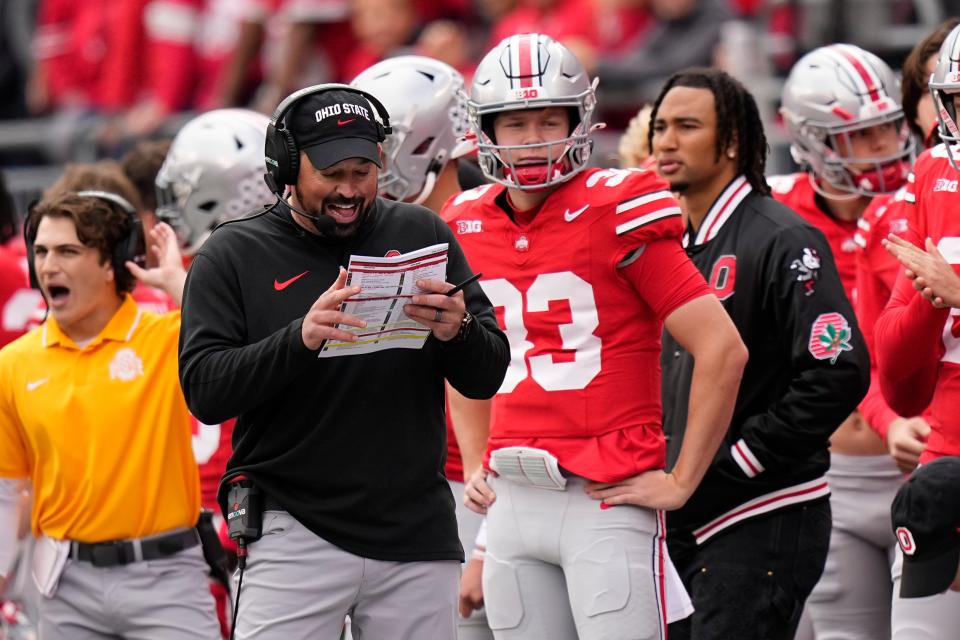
left=178, top=199, right=509, bottom=561
left=663, top=177, right=869, bottom=547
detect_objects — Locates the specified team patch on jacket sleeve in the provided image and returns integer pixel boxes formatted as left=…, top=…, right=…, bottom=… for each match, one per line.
left=808, top=312, right=854, bottom=363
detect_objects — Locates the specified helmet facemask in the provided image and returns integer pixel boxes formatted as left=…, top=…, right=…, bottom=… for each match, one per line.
left=468, top=34, right=599, bottom=191
left=472, top=84, right=596, bottom=191
left=788, top=109, right=915, bottom=196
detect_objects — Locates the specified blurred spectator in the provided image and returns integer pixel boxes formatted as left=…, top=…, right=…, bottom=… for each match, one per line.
left=29, top=0, right=151, bottom=114
left=121, top=139, right=172, bottom=216
left=0, top=0, right=31, bottom=120
left=340, top=0, right=420, bottom=81
left=46, top=161, right=144, bottom=211
left=901, top=16, right=960, bottom=146
left=121, top=140, right=172, bottom=267
left=593, top=0, right=731, bottom=103
left=617, top=104, right=654, bottom=168
left=216, top=0, right=356, bottom=113
left=0, top=171, right=31, bottom=348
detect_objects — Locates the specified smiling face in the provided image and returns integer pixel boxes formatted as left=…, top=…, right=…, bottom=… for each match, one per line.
left=293, top=154, right=380, bottom=238
left=33, top=214, right=123, bottom=341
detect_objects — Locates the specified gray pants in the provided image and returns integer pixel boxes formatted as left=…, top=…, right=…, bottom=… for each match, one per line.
left=38, top=545, right=219, bottom=639
left=449, top=479, right=495, bottom=640
left=234, top=510, right=460, bottom=640
left=483, top=475, right=671, bottom=640
left=804, top=454, right=901, bottom=639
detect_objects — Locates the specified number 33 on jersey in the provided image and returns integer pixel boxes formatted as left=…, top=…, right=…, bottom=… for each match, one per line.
left=441, top=167, right=703, bottom=441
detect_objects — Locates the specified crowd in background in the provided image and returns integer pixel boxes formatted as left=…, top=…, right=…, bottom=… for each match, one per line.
left=0, top=0, right=958, bottom=198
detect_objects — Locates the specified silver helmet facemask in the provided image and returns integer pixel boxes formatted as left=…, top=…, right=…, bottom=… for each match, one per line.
left=931, top=23, right=960, bottom=170
left=469, top=33, right=598, bottom=191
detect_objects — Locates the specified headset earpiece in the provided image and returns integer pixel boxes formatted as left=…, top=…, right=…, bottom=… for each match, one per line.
left=264, top=83, right=393, bottom=191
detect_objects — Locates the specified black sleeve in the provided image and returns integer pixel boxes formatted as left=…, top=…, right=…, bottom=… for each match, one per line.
left=178, top=252, right=316, bottom=424
left=434, top=219, right=509, bottom=399
left=732, top=224, right=870, bottom=474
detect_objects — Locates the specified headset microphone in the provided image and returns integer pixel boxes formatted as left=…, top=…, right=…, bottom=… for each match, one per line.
left=263, top=173, right=337, bottom=234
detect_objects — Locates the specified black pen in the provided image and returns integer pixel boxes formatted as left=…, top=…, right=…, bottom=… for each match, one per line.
left=446, top=272, right=483, bottom=297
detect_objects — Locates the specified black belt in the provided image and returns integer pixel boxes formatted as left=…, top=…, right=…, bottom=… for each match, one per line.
left=70, top=528, right=199, bottom=567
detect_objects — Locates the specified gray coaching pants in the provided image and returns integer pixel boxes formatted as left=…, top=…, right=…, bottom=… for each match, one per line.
left=234, top=510, right=460, bottom=640
left=38, top=545, right=219, bottom=640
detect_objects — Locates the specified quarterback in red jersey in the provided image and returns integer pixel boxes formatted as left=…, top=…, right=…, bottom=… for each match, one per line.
left=453, top=34, right=747, bottom=639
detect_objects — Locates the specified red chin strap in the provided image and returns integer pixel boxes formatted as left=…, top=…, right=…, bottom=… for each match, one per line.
left=853, top=158, right=911, bottom=193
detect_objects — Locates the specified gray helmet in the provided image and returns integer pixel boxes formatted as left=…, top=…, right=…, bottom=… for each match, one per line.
left=780, top=43, right=914, bottom=196
left=930, top=23, right=960, bottom=169
left=468, top=33, right=597, bottom=191
left=156, top=109, right=274, bottom=254
left=351, top=56, right=473, bottom=204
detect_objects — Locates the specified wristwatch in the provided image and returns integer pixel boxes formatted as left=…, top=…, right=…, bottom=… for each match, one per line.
left=454, top=311, right=475, bottom=343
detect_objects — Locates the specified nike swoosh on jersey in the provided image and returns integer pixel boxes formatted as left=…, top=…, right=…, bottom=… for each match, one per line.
left=563, top=205, right=590, bottom=222
left=274, top=271, right=310, bottom=291
left=26, top=378, right=48, bottom=391
left=337, top=119, right=356, bottom=126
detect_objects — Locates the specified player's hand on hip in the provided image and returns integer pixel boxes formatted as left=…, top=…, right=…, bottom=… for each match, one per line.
left=301, top=267, right=366, bottom=350
left=886, top=416, right=930, bottom=473
left=459, top=557, right=485, bottom=618
left=585, top=470, right=693, bottom=511
left=464, top=467, right=496, bottom=514
left=404, top=279, right=465, bottom=342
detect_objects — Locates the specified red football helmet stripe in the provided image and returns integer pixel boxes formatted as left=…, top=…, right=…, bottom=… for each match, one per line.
left=834, top=45, right=881, bottom=102
left=519, top=34, right=534, bottom=88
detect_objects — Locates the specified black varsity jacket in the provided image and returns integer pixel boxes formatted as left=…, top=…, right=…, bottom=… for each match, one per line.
left=663, top=176, right=870, bottom=546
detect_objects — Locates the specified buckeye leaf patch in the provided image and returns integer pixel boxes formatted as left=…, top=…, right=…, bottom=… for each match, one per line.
left=808, top=312, right=853, bottom=364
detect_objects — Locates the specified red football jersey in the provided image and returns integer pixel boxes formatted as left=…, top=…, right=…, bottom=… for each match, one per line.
left=876, top=145, right=960, bottom=462
left=854, top=188, right=910, bottom=437
left=770, top=173, right=860, bottom=303
left=0, top=245, right=36, bottom=347
left=442, top=168, right=709, bottom=482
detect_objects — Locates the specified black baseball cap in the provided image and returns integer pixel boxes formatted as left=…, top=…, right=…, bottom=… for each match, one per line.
left=287, top=89, right=384, bottom=170
left=892, top=456, right=960, bottom=598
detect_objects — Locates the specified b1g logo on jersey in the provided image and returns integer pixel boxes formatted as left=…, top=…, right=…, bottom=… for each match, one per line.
left=934, top=178, right=959, bottom=193
left=895, top=526, right=916, bottom=555
left=808, top=312, right=854, bottom=364
left=457, top=220, right=483, bottom=234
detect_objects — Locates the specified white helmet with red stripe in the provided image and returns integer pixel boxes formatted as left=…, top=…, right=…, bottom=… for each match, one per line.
left=931, top=23, right=960, bottom=170
left=781, top=43, right=914, bottom=196
left=468, top=33, right=597, bottom=190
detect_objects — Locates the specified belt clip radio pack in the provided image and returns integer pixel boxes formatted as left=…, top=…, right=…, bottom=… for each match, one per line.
left=225, top=474, right=263, bottom=545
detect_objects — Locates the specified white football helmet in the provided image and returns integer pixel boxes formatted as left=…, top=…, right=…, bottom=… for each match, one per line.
left=931, top=23, right=960, bottom=170
left=156, top=109, right=274, bottom=254
left=469, top=33, right=598, bottom=191
left=351, top=56, right=474, bottom=204
left=781, top=44, right=915, bottom=196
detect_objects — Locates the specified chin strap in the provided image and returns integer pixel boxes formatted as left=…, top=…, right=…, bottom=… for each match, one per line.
left=411, top=171, right=438, bottom=206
